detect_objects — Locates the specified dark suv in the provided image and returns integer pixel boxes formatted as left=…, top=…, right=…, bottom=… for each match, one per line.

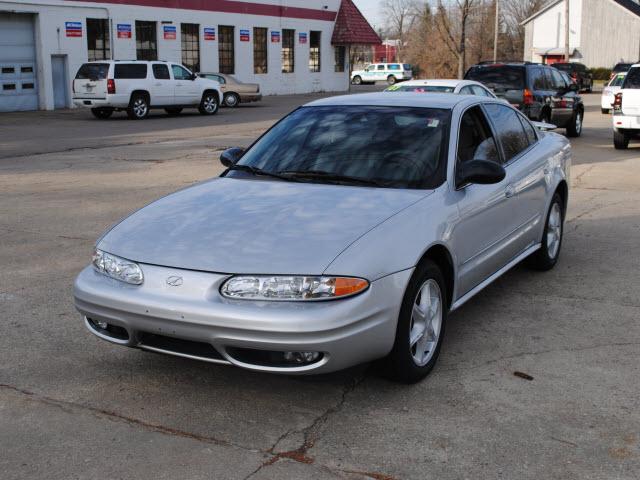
left=553, top=63, right=593, bottom=92
left=465, top=62, right=584, bottom=137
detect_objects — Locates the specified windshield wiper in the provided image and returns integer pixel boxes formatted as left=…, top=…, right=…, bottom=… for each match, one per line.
left=277, top=170, right=388, bottom=187
left=226, top=164, right=298, bottom=182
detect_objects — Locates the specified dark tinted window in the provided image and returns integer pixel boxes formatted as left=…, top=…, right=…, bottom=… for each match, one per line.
left=553, top=63, right=574, bottom=73
left=550, top=69, right=567, bottom=89
left=484, top=104, right=529, bottom=162
left=218, top=26, right=235, bottom=74
left=457, top=106, right=500, bottom=164
left=613, top=63, right=633, bottom=73
left=152, top=64, right=170, bottom=79
left=135, top=21, right=157, bottom=61
left=623, top=67, right=640, bottom=89
left=87, top=18, right=110, bottom=61
left=517, top=113, right=538, bottom=145
left=234, top=106, right=451, bottom=189
left=465, top=65, right=525, bottom=90
left=531, top=68, right=547, bottom=89
left=114, top=63, right=147, bottom=79
left=75, top=63, right=109, bottom=80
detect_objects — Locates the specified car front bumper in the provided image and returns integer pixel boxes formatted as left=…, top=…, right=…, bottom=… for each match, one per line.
left=74, top=265, right=412, bottom=374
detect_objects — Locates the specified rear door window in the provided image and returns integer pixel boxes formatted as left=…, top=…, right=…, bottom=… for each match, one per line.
left=114, top=64, right=147, bottom=79
left=531, top=68, right=547, bottom=90
left=483, top=104, right=530, bottom=163
left=389, top=64, right=401, bottom=70
left=152, top=64, right=170, bottom=80
left=75, top=63, right=109, bottom=80
left=550, top=69, right=567, bottom=89
left=377, top=65, right=385, bottom=71
left=465, top=65, right=525, bottom=90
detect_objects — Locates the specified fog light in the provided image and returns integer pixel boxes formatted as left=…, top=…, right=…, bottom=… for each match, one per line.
left=96, top=320, right=108, bottom=330
left=283, top=351, right=321, bottom=364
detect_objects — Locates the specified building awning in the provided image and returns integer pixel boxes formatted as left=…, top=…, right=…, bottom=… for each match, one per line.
left=533, top=47, right=577, bottom=56
left=331, top=0, right=381, bottom=45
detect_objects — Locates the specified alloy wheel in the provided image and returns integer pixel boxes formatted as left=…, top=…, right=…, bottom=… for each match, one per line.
left=203, top=95, right=218, bottom=113
left=133, top=98, right=148, bottom=118
left=547, top=202, right=562, bottom=259
left=409, top=279, right=443, bottom=367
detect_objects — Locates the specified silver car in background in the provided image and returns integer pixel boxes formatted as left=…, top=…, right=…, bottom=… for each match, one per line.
left=74, top=93, right=571, bottom=383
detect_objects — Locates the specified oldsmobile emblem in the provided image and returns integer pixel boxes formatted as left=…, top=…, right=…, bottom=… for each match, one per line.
left=166, top=276, right=183, bottom=287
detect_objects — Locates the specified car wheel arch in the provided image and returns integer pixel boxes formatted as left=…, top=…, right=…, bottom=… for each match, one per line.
left=415, top=244, right=455, bottom=310
left=554, top=180, right=569, bottom=218
left=203, top=89, right=220, bottom=103
left=130, top=90, right=150, bottom=105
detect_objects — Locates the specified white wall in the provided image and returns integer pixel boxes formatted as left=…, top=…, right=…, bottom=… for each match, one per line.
left=528, top=0, right=582, bottom=62
left=0, top=0, right=349, bottom=110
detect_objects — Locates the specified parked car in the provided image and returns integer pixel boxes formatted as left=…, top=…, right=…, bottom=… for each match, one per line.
left=197, top=73, right=262, bottom=107
left=385, top=79, right=498, bottom=98
left=553, top=62, right=593, bottom=92
left=612, top=64, right=640, bottom=149
left=601, top=72, right=627, bottom=114
left=73, top=60, right=222, bottom=119
left=74, top=92, right=570, bottom=383
left=351, top=63, right=412, bottom=85
left=465, top=62, right=584, bottom=137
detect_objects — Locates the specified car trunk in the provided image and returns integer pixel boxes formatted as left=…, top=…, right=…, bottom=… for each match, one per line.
left=73, top=63, right=109, bottom=99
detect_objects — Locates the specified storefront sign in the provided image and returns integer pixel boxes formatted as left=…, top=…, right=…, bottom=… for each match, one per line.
left=299, top=32, right=307, bottom=44
left=65, top=22, right=82, bottom=38
left=204, top=27, right=216, bottom=41
left=240, top=29, right=250, bottom=42
left=270, top=31, right=280, bottom=43
left=163, top=25, right=176, bottom=40
left=117, top=24, right=131, bottom=39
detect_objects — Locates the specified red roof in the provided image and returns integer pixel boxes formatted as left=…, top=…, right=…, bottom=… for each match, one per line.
left=331, top=0, right=381, bottom=45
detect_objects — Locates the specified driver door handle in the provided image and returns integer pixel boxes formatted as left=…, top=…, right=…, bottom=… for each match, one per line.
left=504, top=185, right=516, bottom=198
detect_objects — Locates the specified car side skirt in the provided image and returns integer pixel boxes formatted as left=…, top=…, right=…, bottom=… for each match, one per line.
left=451, top=243, right=541, bottom=311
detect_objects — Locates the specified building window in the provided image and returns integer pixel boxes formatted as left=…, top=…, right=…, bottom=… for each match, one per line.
left=282, top=29, right=295, bottom=73
left=309, top=31, right=321, bottom=72
left=87, top=19, right=110, bottom=61
left=181, top=23, right=200, bottom=72
left=334, top=46, right=346, bottom=72
left=136, top=21, right=157, bottom=61
left=253, top=27, right=267, bottom=74
left=218, top=25, right=235, bottom=74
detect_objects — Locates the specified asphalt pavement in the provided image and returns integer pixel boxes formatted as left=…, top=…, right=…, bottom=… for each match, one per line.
left=0, top=90, right=638, bottom=480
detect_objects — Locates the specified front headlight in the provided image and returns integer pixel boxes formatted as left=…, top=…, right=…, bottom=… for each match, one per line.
left=92, top=249, right=144, bottom=285
left=220, top=275, right=369, bottom=301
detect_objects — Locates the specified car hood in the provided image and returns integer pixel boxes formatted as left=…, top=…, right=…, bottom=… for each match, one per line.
left=98, top=177, right=431, bottom=275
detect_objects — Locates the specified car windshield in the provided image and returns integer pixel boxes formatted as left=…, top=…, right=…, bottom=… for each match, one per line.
left=387, top=85, right=455, bottom=93
left=465, top=65, right=525, bottom=90
left=609, top=74, right=626, bottom=87
left=75, top=63, right=109, bottom=80
left=229, top=105, right=451, bottom=189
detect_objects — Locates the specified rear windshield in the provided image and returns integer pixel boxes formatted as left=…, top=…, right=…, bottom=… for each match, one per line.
left=403, top=64, right=411, bottom=71
left=465, top=65, right=525, bottom=90
left=553, top=63, right=574, bottom=72
left=609, top=74, right=626, bottom=87
left=114, top=64, right=147, bottom=79
left=387, top=85, right=454, bottom=93
left=622, top=67, right=640, bottom=89
left=75, top=63, right=109, bottom=80
left=613, top=63, right=633, bottom=73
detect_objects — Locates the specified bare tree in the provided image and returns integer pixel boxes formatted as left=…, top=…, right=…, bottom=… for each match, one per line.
left=380, top=0, right=421, bottom=60
left=434, top=0, right=481, bottom=78
left=501, top=0, right=551, bottom=59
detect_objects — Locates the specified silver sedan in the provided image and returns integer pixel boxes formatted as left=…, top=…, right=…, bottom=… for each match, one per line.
left=74, top=93, right=571, bottom=383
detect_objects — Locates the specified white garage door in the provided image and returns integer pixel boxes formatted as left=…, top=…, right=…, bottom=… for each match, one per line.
left=0, top=13, right=38, bottom=112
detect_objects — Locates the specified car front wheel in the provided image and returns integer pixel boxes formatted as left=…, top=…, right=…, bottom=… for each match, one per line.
left=385, top=260, right=447, bottom=383
left=198, top=92, right=219, bottom=115
left=526, top=193, right=564, bottom=271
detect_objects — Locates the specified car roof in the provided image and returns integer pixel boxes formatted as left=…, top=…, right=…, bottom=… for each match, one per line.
left=304, top=92, right=481, bottom=109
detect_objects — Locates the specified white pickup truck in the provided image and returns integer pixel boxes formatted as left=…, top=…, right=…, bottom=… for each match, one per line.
left=612, top=64, right=640, bottom=149
left=73, top=60, right=223, bottom=119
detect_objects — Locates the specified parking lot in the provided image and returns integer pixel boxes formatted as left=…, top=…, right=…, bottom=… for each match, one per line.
left=1, top=90, right=639, bottom=479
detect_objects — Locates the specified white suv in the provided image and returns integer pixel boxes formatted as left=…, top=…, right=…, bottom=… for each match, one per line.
left=351, top=63, right=413, bottom=85
left=73, top=60, right=223, bottom=119
left=612, top=64, right=640, bottom=148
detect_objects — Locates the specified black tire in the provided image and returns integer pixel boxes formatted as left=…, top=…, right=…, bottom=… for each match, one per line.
left=126, top=93, right=149, bottom=120
left=385, top=260, right=448, bottom=383
left=198, top=91, right=219, bottom=115
left=387, top=75, right=397, bottom=85
left=164, top=107, right=183, bottom=116
left=352, top=75, right=362, bottom=85
left=566, top=110, right=583, bottom=137
left=613, top=130, right=630, bottom=149
left=91, top=107, right=113, bottom=119
left=601, top=108, right=610, bottom=114
left=224, top=92, right=240, bottom=108
left=526, top=193, right=564, bottom=271
left=540, top=108, right=551, bottom=124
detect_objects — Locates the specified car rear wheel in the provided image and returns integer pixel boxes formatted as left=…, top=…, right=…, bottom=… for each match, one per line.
left=126, top=94, right=149, bottom=120
left=385, top=260, right=447, bottom=383
left=526, top=193, right=564, bottom=271
left=566, top=110, right=582, bottom=137
left=164, top=107, right=183, bottom=116
left=224, top=92, right=240, bottom=108
left=613, top=129, right=630, bottom=149
left=91, top=107, right=113, bottom=119
left=198, top=92, right=219, bottom=115
left=352, top=75, right=362, bottom=85
left=387, top=75, right=397, bottom=85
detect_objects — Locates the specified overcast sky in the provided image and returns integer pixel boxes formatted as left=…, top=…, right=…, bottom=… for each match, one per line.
left=352, top=0, right=385, bottom=32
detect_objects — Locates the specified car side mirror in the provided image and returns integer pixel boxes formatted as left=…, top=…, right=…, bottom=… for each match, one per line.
left=220, top=147, right=244, bottom=167
left=456, top=159, right=506, bottom=188
left=190, top=73, right=197, bottom=81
